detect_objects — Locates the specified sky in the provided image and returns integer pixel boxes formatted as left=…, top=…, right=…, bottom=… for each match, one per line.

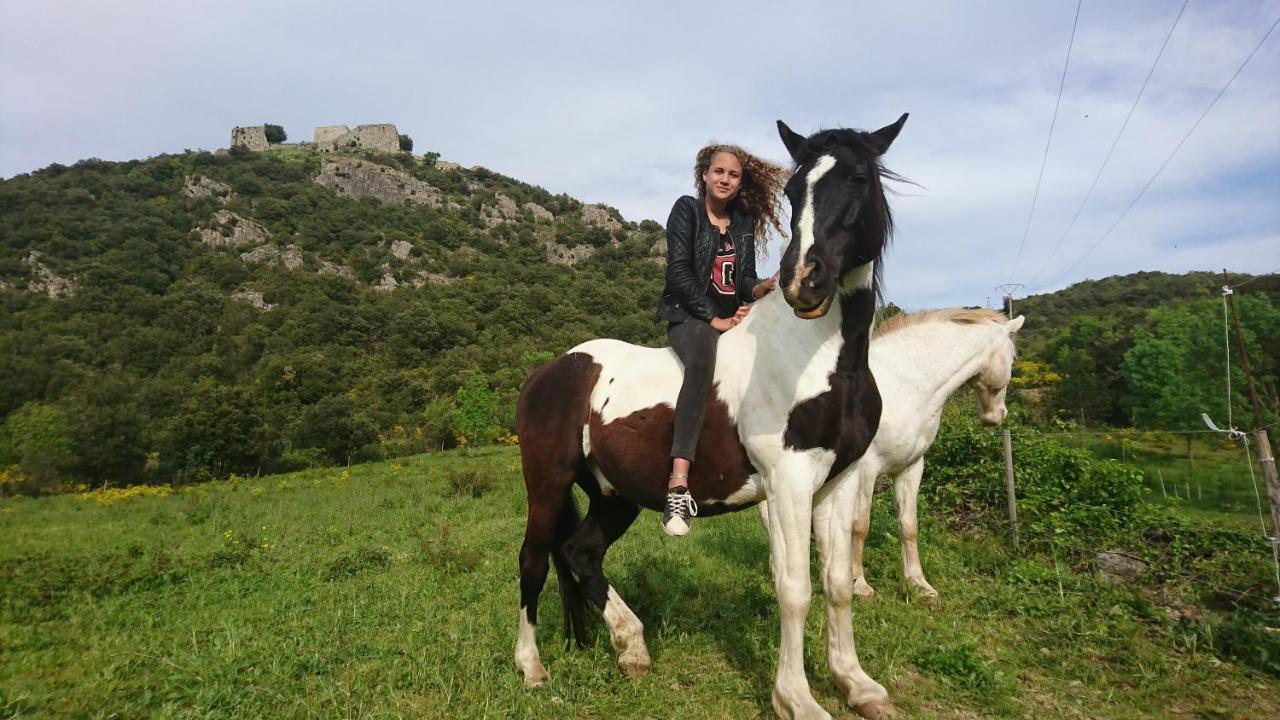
left=2, top=0, right=1277, bottom=309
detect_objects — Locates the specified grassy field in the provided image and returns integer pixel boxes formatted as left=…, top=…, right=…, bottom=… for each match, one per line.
left=2, top=447, right=1277, bottom=719
left=1066, top=431, right=1274, bottom=532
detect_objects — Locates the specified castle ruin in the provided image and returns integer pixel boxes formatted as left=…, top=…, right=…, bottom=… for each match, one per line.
left=230, top=123, right=402, bottom=154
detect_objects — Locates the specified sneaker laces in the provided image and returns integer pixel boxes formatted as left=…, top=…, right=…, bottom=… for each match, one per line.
left=666, top=490, right=698, bottom=518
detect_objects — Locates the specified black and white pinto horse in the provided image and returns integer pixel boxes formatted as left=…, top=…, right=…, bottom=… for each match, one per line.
left=515, top=115, right=908, bottom=720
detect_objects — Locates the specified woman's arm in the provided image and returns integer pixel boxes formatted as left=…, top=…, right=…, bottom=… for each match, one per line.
left=665, top=197, right=716, bottom=322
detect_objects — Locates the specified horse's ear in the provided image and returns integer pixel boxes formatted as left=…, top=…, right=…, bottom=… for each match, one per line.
left=1006, top=315, right=1025, bottom=333
left=869, top=113, right=908, bottom=155
left=777, top=120, right=806, bottom=161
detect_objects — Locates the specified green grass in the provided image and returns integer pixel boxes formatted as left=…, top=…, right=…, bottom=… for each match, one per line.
left=2, top=447, right=1276, bottom=719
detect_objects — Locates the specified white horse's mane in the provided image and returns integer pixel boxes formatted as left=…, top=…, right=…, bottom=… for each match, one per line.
left=875, top=307, right=1008, bottom=338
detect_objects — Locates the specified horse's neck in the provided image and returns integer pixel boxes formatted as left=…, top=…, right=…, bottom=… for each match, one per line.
left=874, top=323, right=995, bottom=420
left=716, top=283, right=872, bottom=417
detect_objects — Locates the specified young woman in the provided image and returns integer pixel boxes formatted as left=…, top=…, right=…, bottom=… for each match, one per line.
left=654, top=144, right=788, bottom=536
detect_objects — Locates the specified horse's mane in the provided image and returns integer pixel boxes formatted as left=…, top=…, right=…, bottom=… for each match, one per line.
left=874, top=307, right=1007, bottom=338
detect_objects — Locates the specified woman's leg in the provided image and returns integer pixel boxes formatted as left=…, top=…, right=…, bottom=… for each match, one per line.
left=663, top=319, right=718, bottom=535
left=668, top=318, right=719, bottom=467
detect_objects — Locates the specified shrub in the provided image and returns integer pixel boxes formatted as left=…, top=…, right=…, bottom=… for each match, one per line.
left=0, top=403, right=76, bottom=493
left=445, top=466, right=497, bottom=498
left=264, top=124, right=286, bottom=144
left=1211, top=608, right=1280, bottom=677
left=924, top=399, right=1147, bottom=558
left=398, top=134, right=414, bottom=152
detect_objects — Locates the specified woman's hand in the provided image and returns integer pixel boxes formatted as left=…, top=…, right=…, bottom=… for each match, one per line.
left=752, top=275, right=778, bottom=300
left=711, top=305, right=752, bottom=333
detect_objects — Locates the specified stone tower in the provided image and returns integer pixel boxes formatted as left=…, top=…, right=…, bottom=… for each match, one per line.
left=231, top=126, right=269, bottom=151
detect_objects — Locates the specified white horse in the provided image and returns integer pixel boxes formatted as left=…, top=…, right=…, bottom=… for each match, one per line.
left=759, top=309, right=1021, bottom=602
left=856, top=309, right=1021, bottom=599
left=515, top=116, right=909, bottom=720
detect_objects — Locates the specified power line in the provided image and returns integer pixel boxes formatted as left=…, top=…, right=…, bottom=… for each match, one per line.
left=1028, top=0, right=1190, bottom=288
left=1008, top=0, right=1082, bottom=283
left=1046, top=12, right=1280, bottom=288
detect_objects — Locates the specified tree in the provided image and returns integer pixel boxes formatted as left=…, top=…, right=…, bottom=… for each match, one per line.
left=451, top=372, right=498, bottom=446
left=0, top=403, right=76, bottom=491
left=399, top=134, right=414, bottom=152
left=264, top=124, right=286, bottom=144
left=293, top=395, right=378, bottom=465
left=1048, top=316, right=1125, bottom=425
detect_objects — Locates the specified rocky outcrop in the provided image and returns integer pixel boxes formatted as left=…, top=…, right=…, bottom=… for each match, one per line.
left=390, top=239, right=414, bottom=261
left=240, top=244, right=303, bottom=270
left=648, top=237, right=667, bottom=266
left=546, top=240, right=595, bottom=267
left=230, top=289, right=274, bottom=311
left=197, top=210, right=272, bottom=248
left=24, top=251, right=75, bottom=299
left=374, top=269, right=399, bottom=292
left=317, top=260, right=356, bottom=279
left=314, top=157, right=442, bottom=208
left=413, top=271, right=455, bottom=286
left=524, top=202, right=554, bottom=221
left=1096, top=550, right=1146, bottom=585
left=182, top=175, right=233, bottom=203
left=582, top=204, right=622, bottom=232
left=482, top=193, right=519, bottom=229
left=435, top=160, right=461, bottom=171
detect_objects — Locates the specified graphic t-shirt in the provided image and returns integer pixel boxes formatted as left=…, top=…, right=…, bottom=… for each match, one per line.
left=707, top=230, right=738, bottom=319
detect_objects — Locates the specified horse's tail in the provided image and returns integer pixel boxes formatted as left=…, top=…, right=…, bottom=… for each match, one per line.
left=551, top=488, right=592, bottom=649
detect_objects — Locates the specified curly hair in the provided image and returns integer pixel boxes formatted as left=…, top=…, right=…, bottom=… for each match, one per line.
left=694, top=143, right=789, bottom=249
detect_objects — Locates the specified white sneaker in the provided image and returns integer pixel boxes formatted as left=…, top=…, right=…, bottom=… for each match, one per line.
left=662, top=488, right=698, bottom=537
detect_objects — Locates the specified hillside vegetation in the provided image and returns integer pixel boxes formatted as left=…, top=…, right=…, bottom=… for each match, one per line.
left=1, top=147, right=666, bottom=490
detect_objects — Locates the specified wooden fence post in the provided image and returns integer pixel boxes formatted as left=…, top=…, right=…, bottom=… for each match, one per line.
left=1003, top=429, right=1019, bottom=549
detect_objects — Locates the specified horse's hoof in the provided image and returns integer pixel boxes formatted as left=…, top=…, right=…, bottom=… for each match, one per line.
left=852, top=586, right=877, bottom=600
left=921, top=592, right=941, bottom=609
left=619, top=660, right=650, bottom=678
left=521, top=666, right=549, bottom=688
left=853, top=699, right=899, bottom=719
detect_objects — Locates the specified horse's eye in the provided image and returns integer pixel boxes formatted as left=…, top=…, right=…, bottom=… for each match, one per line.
left=852, top=174, right=869, bottom=185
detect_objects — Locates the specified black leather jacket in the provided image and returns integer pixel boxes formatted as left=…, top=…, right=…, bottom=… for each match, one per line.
left=655, top=195, right=761, bottom=323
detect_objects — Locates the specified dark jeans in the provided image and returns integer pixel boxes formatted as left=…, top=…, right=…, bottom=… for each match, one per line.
left=668, top=319, right=719, bottom=462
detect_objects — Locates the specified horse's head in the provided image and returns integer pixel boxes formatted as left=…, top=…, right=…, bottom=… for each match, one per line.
left=969, top=315, right=1025, bottom=426
left=775, top=114, right=907, bottom=319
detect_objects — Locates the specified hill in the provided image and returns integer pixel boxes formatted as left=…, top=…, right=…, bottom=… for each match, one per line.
left=1014, top=271, right=1280, bottom=358
left=0, top=146, right=668, bottom=489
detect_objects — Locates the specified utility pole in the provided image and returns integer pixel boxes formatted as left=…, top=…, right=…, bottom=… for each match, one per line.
left=995, top=283, right=1024, bottom=320
left=1222, top=269, right=1280, bottom=549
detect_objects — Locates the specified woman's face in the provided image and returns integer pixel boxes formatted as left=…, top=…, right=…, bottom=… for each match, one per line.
left=703, top=151, right=743, bottom=204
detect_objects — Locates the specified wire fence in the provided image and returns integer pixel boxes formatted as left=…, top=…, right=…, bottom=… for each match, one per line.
left=1017, top=427, right=1280, bottom=605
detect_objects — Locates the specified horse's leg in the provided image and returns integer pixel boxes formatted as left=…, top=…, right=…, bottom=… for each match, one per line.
left=814, top=477, right=895, bottom=718
left=515, top=457, right=582, bottom=687
left=850, top=462, right=877, bottom=599
left=562, top=492, right=649, bottom=677
left=894, top=459, right=937, bottom=601
left=763, top=457, right=829, bottom=720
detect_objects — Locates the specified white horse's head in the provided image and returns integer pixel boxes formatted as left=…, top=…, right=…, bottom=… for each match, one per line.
left=968, top=315, right=1024, bottom=426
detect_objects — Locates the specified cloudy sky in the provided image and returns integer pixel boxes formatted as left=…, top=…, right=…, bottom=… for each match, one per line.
left=3, top=0, right=1277, bottom=309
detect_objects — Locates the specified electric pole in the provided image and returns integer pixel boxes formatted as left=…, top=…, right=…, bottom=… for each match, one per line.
left=1223, top=270, right=1280, bottom=557
left=995, top=283, right=1024, bottom=319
